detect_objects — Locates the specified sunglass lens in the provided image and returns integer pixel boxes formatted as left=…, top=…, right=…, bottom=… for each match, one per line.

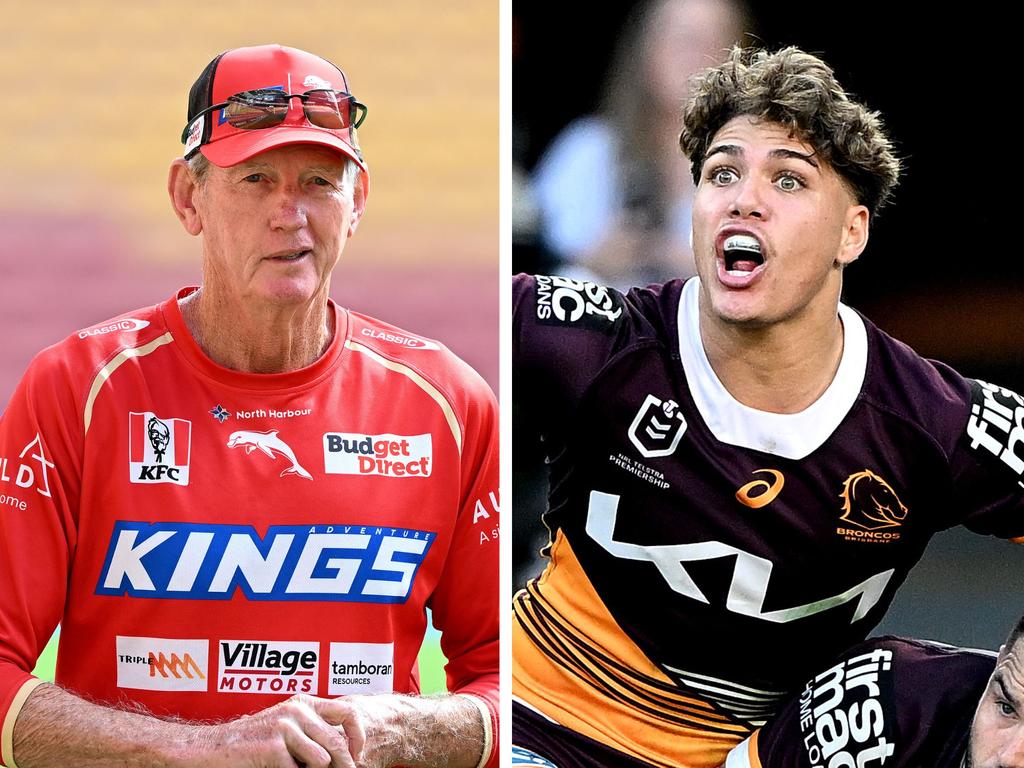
left=224, top=91, right=289, bottom=130
left=303, top=91, right=349, bottom=129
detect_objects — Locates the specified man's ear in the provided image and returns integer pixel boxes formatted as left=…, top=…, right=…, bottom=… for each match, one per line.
left=835, top=204, right=870, bottom=268
left=347, top=171, right=368, bottom=238
left=168, top=158, right=204, bottom=236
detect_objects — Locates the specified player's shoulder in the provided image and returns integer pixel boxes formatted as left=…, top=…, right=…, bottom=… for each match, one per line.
left=513, top=272, right=679, bottom=347
left=859, top=313, right=982, bottom=444
left=23, top=300, right=171, bottom=389
left=344, top=310, right=494, bottom=407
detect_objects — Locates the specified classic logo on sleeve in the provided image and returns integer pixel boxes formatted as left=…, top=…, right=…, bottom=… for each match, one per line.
left=328, top=642, right=394, bottom=695
left=96, top=521, right=434, bottom=603
left=966, top=380, right=1024, bottom=487
left=218, top=640, right=319, bottom=695
left=116, top=636, right=209, bottom=692
left=129, top=412, right=191, bottom=486
left=78, top=318, right=150, bottom=339
left=323, top=433, right=432, bottom=478
left=534, top=275, right=624, bottom=331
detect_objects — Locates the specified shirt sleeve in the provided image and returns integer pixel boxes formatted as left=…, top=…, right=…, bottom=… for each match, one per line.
left=949, top=378, right=1024, bottom=538
left=0, top=349, right=82, bottom=765
left=426, top=372, right=499, bottom=768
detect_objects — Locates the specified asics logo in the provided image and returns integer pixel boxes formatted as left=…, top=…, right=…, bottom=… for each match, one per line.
left=736, top=469, right=785, bottom=509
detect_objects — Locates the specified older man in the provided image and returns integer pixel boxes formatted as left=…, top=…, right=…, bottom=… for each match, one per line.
left=0, top=44, right=498, bottom=768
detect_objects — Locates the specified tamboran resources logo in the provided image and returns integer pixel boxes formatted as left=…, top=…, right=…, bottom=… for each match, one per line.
left=328, top=642, right=394, bottom=695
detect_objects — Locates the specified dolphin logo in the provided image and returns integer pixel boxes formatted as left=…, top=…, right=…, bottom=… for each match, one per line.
left=226, top=429, right=313, bottom=480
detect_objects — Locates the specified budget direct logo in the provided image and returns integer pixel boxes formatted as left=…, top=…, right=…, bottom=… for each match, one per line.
left=218, top=640, right=319, bottom=695
left=116, top=636, right=209, bottom=692
left=79, top=318, right=150, bottom=339
left=323, top=433, right=432, bottom=478
left=96, top=521, right=435, bottom=603
left=328, top=642, right=394, bottom=695
left=129, top=412, right=191, bottom=485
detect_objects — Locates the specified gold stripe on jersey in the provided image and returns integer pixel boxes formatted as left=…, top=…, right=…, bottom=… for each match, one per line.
left=513, top=531, right=747, bottom=768
left=344, top=340, right=463, bottom=453
left=83, top=332, right=174, bottom=435
left=1, top=677, right=45, bottom=768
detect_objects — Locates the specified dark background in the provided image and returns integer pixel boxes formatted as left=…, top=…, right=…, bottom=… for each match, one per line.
left=513, top=2, right=1024, bottom=648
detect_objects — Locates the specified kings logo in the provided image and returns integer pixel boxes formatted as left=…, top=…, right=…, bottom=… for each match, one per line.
left=129, top=412, right=192, bottom=486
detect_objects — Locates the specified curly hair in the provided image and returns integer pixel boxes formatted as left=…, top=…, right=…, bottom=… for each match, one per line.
left=679, top=46, right=901, bottom=217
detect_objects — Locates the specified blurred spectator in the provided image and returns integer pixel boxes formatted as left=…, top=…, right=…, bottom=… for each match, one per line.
left=531, top=0, right=749, bottom=289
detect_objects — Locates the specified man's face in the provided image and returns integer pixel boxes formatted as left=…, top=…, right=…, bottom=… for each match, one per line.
left=968, top=640, right=1024, bottom=767
left=690, top=116, right=868, bottom=328
left=193, top=144, right=362, bottom=308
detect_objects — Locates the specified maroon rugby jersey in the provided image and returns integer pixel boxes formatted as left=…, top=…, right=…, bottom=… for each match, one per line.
left=512, top=274, right=1024, bottom=767
left=725, top=637, right=994, bottom=768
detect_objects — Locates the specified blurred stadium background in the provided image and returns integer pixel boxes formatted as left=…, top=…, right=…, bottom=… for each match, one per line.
left=514, top=1, right=1024, bottom=649
left=0, top=0, right=497, bottom=693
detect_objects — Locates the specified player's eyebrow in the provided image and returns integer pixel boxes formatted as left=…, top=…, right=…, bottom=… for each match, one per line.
left=995, top=674, right=1020, bottom=709
left=704, top=144, right=819, bottom=170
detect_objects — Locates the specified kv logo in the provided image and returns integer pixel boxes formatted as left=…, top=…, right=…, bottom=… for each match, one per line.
left=628, top=394, right=687, bottom=458
left=129, top=412, right=191, bottom=486
left=585, top=491, right=894, bottom=624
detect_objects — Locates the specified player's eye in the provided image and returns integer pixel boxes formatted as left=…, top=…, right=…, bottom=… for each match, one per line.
left=708, top=167, right=737, bottom=185
left=775, top=173, right=805, bottom=192
left=242, top=173, right=265, bottom=183
left=998, top=699, right=1017, bottom=718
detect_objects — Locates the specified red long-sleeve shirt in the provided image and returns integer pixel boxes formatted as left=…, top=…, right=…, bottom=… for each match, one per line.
left=0, top=288, right=499, bottom=766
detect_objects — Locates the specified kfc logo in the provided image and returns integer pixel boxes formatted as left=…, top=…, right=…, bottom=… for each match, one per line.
left=129, top=412, right=191, bottom=486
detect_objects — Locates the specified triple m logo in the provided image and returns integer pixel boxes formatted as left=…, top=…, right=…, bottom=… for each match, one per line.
left=129, top=412, right=192, bottom=486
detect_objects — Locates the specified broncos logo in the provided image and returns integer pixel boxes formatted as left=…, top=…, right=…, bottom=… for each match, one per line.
left=838, top=470, right=908, bottom=530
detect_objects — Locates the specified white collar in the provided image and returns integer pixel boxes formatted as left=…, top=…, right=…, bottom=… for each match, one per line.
left=677, top=278, right=868, bottom=459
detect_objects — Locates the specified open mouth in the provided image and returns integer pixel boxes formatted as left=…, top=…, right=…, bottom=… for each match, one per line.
left=722, top=234, right=764, bottom=276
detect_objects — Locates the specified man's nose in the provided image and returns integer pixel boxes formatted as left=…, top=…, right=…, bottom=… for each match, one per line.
left=269, top=185, right=308, bottom=231
left=729, top=179, right=766, bottom=219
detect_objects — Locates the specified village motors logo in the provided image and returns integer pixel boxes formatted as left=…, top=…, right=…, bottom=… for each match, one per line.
left=219, top=640, right=319, bottom=695
left=323, top=433, right=432, bottom=478
left=115, top=636, right=208, bottom=692
left=129, top=412, right=191, bottom=486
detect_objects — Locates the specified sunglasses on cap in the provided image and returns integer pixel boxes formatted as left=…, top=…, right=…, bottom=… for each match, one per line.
left=181, top=88, right=368, bottom=145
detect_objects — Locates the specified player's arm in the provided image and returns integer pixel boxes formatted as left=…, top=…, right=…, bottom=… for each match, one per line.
left=0, top=354, right=362, bottom=768
left=354, top=369, right=500, bottom=768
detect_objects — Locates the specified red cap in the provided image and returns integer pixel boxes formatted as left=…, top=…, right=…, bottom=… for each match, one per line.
left=183, top=45, right=368, bottom=190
